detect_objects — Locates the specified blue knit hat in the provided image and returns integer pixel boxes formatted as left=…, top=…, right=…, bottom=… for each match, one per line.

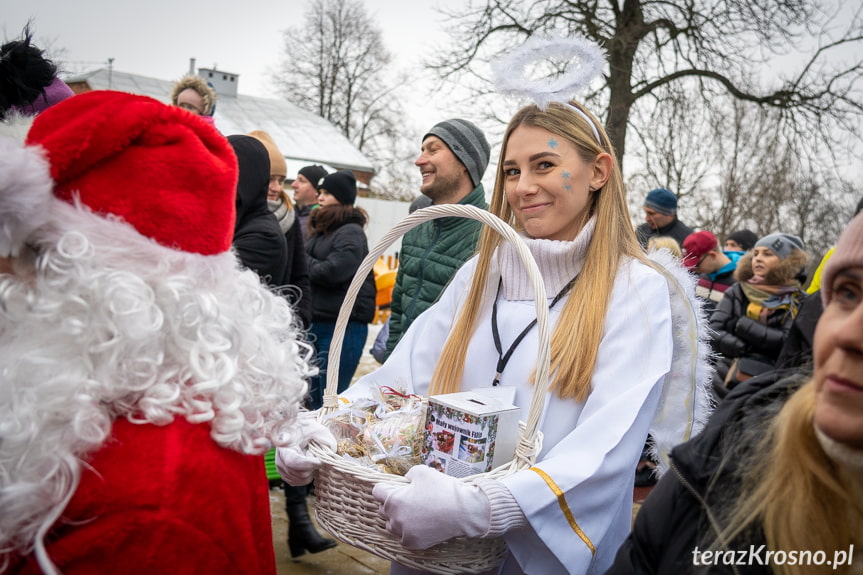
left=644, top=188, right=678, bottom=215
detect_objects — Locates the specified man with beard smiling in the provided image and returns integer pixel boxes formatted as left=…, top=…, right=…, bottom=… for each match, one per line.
left=384, top=118, right=490, bottom=358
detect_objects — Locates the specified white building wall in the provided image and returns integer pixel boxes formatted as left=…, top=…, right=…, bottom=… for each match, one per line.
left=355, top=197, right=413, bottom=258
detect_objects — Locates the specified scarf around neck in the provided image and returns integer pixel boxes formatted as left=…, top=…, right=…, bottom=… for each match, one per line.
left=268, top=197, right=296, bottom=234
left=741, top=281, right=802, bottom=322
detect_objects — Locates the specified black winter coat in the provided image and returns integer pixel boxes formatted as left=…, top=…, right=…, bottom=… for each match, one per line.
left=228, top=135, right=287, bottom=287
left=306, top=211, right=376, bottom=324
left=709, top=283, right=803, bottom=367
left=775, top=293, right=822, bottom=370
left=279, top=218, right=312, bottom=328
left=605, top=369, right=808, bottom=575
left=636, top=217, right=694, bottom=248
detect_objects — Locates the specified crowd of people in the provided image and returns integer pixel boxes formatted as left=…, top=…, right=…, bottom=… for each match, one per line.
left=1, top=27, right=861, bottom=575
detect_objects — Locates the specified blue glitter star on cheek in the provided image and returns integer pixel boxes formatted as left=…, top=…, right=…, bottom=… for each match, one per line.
left=548, top=138, right=558, bottom=149
left=564, top=184, right=572, bottom=191
left=561, top=171, right=571, bottom=179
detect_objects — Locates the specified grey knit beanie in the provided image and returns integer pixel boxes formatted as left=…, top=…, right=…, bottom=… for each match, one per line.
left=424, top=119, right=490, bottom=188
left=755, top=233, right=804, bottom=260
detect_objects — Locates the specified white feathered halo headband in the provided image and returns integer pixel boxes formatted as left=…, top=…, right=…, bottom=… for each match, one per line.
left=491, top=34, right=606, bottom=141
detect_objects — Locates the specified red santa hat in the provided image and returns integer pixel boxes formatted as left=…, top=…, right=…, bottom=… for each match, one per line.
left=0, top=90, right=238, bottom=258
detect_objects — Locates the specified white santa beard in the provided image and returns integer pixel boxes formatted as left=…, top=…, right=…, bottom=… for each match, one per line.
left=0, top=200, right=311, bottom=560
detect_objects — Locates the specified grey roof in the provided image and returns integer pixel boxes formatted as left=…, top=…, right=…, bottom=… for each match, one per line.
left=64, top=68, right=375, bottom=175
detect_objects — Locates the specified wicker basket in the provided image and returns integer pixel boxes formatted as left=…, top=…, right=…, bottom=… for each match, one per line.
left=308, top=204, right=550, bottom=574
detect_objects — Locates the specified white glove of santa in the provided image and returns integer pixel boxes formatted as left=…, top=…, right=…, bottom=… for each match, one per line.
left=372, top=465, right=525, bottom=550
left=275, top=413, right=337, bottom=486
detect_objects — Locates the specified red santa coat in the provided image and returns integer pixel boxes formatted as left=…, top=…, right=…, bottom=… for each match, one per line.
left=8, top=418, right=277, bottom=575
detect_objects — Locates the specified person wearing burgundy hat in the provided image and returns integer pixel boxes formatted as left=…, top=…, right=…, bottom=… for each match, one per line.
left=0, top=91, right=312, bottom=575
left=681, top=230, right=742, bottom=314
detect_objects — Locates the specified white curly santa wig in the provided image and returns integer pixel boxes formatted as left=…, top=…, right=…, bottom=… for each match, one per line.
left=0, top=91, right=310, bottom=570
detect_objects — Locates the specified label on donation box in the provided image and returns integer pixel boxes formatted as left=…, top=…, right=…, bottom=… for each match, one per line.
left=421, top=387, right=521, bottom=478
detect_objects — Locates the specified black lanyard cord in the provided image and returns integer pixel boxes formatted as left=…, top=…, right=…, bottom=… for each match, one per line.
left=490, top=276, right=577, bottom=386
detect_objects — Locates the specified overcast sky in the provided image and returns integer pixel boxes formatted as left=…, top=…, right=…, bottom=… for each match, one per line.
left=3, top=0, right=465, bottom=133
left=5, top=0, right=860, bottom=188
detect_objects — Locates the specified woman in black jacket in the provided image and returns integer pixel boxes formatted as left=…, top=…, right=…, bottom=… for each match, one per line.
left=306, top=170, right=376, bottom=410
left=710, top=233, right=808, bottom=387
left=228, top=135, right=287, bottom=285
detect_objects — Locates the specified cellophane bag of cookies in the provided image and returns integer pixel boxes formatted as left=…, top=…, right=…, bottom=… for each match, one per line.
left=359, top=397, right=425, bottom=475
left=325, top=384, right=427, bottom=475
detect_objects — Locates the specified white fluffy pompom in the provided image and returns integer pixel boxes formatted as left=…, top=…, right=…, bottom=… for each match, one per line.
left=0, top=137, right=54, bottom=257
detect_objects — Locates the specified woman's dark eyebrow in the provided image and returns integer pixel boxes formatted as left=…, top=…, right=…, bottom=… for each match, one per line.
left=836, top=268, right=863, bottom=282
left=529, top=151, right=560, bottom=162
left=503, top=151, right=561, bottom=166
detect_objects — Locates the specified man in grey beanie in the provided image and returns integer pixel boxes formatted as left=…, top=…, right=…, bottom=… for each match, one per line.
left=383, top=119, right=491, bottom=358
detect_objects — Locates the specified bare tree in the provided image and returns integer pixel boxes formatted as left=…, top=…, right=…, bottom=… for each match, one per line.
left=429, top=0, right=863, bottom=174
left=275, top=0, right=414, bottom=198
left=633, top=89, right=856, bottom=257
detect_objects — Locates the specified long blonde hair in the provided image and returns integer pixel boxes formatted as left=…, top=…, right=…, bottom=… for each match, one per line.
left=429, top=102, right=644, bottom=400
left=719, top=381, right=863, bottom=574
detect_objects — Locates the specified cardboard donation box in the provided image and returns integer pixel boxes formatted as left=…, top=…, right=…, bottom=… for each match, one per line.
left=421, top=389, right=521, bottom=478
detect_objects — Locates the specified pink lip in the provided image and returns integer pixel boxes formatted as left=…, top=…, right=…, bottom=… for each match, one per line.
left=826, top=375, right=863, bottom=394
left=521, top=203, right=549, bottom=213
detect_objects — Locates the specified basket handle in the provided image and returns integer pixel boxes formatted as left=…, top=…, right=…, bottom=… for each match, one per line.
left=322, top=204, right=550, bottom=454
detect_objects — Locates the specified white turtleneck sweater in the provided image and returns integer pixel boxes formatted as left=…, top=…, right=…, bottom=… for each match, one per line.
left=353, top=221, right=677, bottom=575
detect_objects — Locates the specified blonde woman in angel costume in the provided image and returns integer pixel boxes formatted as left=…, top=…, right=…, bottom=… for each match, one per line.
left=279, top=38, right=712, bottom=575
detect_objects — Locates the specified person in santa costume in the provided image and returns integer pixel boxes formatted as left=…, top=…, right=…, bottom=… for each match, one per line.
left=0, top=90, right=311, bottom=575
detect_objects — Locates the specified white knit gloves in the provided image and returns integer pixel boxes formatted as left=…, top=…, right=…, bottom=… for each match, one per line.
left=275, top=414, right=337, bottom=486
left=372, top=465, right=527, bottom=550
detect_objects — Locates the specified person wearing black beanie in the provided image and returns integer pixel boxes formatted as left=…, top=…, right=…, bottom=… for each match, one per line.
left=317, top=170, right=357, bottom=206
left=724, top=229, right=759, bottom=253
left=292, top=164, right=328, bottom=239
left=305, top=169, right=376, bottom=410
